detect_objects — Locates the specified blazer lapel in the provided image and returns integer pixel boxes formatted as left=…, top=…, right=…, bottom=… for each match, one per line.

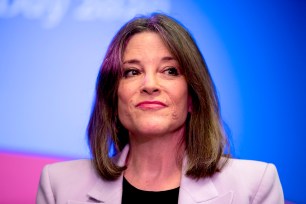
left=86, top=176, right=123, bottom=204
left=178, top=158, right=234, bottom=204
left=86, top=146, right=130, bottom=204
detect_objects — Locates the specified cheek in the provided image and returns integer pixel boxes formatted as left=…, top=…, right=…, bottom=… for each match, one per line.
left=169, top=86, right=190, bottom=117
left=117, top=97, right=124, bottom=113
left=117, top=84, right=135, bottom=117
left=118, top=93, right=129, bottom=114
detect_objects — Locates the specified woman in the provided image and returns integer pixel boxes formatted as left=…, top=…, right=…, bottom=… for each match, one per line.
left=37, top=13, right=284, bottom=204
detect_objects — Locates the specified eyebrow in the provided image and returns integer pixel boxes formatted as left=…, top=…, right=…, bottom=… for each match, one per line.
left=122, top=56, right=176, bottom=65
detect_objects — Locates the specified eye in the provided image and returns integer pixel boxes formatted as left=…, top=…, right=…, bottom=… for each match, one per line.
left=122, top=68, right=140, bottom=78
left=164, top=67, right=179, bottom=76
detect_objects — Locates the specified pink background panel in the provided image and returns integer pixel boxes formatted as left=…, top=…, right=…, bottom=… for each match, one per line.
left=0, top=152, right=64, bottom=204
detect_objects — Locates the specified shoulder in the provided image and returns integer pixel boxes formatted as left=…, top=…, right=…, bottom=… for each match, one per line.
left=42, top=159, right=98, bottom=189
left=44, top=159, right=94, bottom=175
left=37, top=159, right=100, bottom=203
left=215, top=158, right=279, bottom=188
left=211, top=158, right=284, bottom=203
left=220, top=158, right=274, bottom=176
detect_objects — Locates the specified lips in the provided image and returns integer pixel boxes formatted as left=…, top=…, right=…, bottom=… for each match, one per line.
left=136, top=101, right=167, bottom=110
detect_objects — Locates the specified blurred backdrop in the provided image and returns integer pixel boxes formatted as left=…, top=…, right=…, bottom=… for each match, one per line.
left=0, top=0, right=305, bottom=203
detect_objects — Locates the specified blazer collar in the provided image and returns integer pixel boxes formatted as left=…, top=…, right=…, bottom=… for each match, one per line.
left=87, top=146, right=129, bottom=203
left=179, top=157, right=233, bottom=203
left=86, top=145, right=233, bottom=204
left=179, top=158, right=218, bottom=202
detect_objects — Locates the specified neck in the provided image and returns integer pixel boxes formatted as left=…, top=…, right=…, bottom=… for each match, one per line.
left=124, top=129, right=185, bottom=191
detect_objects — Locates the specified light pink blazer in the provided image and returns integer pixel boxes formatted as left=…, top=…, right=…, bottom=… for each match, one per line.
left=36, top=146, right=284, bottom=204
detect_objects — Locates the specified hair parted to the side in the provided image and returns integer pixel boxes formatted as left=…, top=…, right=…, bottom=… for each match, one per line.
left=87, top=13, right=230, bottom=181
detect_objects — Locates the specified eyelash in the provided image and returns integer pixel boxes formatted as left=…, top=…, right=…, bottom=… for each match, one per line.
left=164, top=67, right=179, bottom=76
left=122, top=68, right=140, bottom=78
left=122, top=67, right=180, bottom=78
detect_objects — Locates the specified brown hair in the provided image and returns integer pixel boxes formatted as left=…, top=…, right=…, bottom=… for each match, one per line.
left=87, top=13, right=229, bottom=180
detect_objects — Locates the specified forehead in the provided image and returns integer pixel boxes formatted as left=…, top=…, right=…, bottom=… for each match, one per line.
left=123, top=32, right=173, bottom=59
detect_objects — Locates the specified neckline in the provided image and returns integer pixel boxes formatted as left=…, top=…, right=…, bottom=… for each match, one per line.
left=123, top=176, right=180, bottom=193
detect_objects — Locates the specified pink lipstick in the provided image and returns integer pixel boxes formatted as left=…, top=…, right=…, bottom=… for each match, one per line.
left=136, top=101, right=167, bottom=110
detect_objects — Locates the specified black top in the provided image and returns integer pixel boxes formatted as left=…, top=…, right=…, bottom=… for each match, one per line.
left=121, top=177, right=180, bottom=204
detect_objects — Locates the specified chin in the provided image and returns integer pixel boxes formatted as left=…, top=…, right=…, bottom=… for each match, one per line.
left=122, top=117, right=186, bottom=137
left=139, top=124, right=168, bottom=135
left=135, top=123, right=184, bottom=138
left=127, top=123, right=168, bottom=137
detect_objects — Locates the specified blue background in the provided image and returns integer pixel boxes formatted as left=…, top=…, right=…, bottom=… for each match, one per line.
left=0, top=1, right=305, bottom=203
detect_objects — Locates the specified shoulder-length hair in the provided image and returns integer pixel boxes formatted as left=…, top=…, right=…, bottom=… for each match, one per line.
left=87, top=13, right=229, bottom=181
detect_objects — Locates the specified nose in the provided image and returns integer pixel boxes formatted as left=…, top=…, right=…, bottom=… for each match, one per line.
left=141, top=72, right=160, bottom=95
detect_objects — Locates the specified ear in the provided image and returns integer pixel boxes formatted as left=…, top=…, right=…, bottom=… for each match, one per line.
left=188, top=95, right=192, bottom=112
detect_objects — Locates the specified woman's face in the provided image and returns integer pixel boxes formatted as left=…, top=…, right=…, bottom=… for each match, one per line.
left=118, top=32, right=191, bottom=139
